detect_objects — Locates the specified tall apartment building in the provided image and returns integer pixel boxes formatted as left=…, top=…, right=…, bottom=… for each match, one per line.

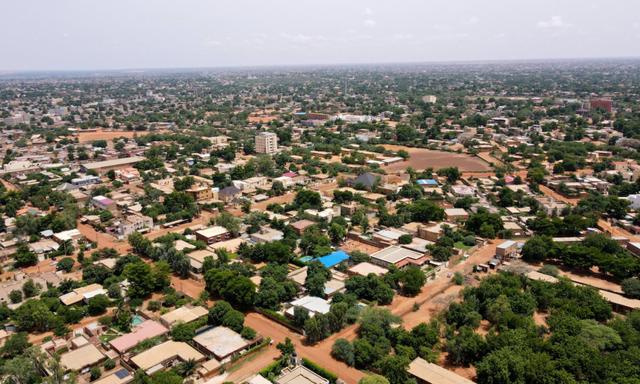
left=255, top=132, right=278, bottom=154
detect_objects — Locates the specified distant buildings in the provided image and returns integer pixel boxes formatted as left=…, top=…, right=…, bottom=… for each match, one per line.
left=255, top=131, right=278, bottom=154
left=589, top=97, right=613, bottom=113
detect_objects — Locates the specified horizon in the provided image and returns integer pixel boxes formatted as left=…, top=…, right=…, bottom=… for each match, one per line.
left=2, top=55, right=640, bottom=77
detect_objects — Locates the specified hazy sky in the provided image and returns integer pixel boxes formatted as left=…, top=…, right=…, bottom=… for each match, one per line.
left=2, top=0, right=640, bottom=71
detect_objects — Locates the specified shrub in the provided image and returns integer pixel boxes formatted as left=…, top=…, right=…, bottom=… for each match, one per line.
left=331, top=338, right=355, bottom=366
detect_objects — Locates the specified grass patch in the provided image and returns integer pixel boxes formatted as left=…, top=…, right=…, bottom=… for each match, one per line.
left=454, top=241, right=472, bottom=250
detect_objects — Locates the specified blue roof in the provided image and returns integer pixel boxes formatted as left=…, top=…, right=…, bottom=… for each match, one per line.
left=299, top=256, right=314, bottom=263
left=315, top=250, right=350, bottom=268
left=417, top=179, right=438, bottom=186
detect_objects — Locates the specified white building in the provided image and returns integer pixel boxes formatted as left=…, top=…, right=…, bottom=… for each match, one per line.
left=255, top=132, right=278, bottom=154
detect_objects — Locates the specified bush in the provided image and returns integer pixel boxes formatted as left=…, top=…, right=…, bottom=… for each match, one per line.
left=147, top=300, right=161, bottom=312
left=103, top=359, right=116, bottom=370
left=398, top=234, right=413, bottom=245
left=302, top=358, right=338, bottom=384
left=87, top=294, right=111, bottom=316
left=57, top=257, right=75, bottom=273
left=241, top=326, right=257, bottom=340
left=90, top=366, right=102, bottom=381
left=9, top=290, right=23, bottom=304
left=452, top=272, right=464, bottom=285
left=539, top=264, right=559, bottom=277
left=331, top=338, right=355, bottom=366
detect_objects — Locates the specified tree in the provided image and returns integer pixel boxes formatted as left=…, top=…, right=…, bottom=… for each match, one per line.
left=124, top=262, right=156, bottom=299
left=220, top=276, right=256, bottom=309
left=622, top=278, right=640, bottom=299
left=208, top=301, right=233, bottom=325
left=521, top=236, right=552, bottom=262
left=375, top=355, right=410, bottom=384
left=1, top=333, right=31, bottom=359
left=398, top=234, right=413, bottom=244
left=22, top=279, right=40, bottom=298
left=90, top=366, right=102, bottom=381
left=221, top=309, right=245, bottom=333
left=399, top=267, right=426, bottom=296
left=293, top=306, right=310, bottom=328
left=446, top=326, right=487, bottom=365
left=57, top=257, right=74, bottom=273
left=328, top=222, right=347, bottom=244
left=14, top=243, right=38, bottom=268
left=277, top=337, right=295, bottom=357
left=87, top=294, right=110, bottom=316
left=437, top=167, right=461, bottom=183
left=9, top=289, right=23, bottom=304
left=332, top=338, right=355, bottom=366
left=13, top=299, right=56, bottom=332
left=294, top=189, right=322, bottom=210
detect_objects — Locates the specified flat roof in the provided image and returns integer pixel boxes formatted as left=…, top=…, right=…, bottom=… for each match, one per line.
left=193, top=326, right=250, bottom=359
left=348, top=262, right=389, bottom=276
left=82, top=156, right=145, bottom=170
left=371, top=245, right=424, bottom=265
left=160, top=306, right=208, bottom=327
left=196, top=226, right=229, bottom=238
left=92, top=370, right=133, bottom=384
left=60, top=344, right=105, bottom=371
left=131, top=341, right=205, bottom=371
left=315, top=250, right=349, bottom=268
left=286, top=295, right=331, bottom=316
left=599, top=290, right=640, bottom=309
left=109, top=320, right=168, bottom=354
left=407, top=357, right=475, bottom=384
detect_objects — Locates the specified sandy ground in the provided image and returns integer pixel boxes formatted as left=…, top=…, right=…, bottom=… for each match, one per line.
left=0, top=179, right=18, bottom=191
left=76, top=129, right=161, bottom=143
left=381, top=145, right=491, bottom=172
left=339, top=238, right=384, bottom=255
left=538, top=184, right=581, bottom=206
left=77, top=221, right=130, bottom=254
left=477, top=151, right=505, bottom=168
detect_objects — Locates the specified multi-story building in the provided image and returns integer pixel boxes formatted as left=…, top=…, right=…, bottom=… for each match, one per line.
left=255, top=132, right=278, bottom=154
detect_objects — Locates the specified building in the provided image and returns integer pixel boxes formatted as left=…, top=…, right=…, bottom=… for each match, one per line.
left=81, top=156, right=146, bottom=175
left=370, top=245, right=428, bottom=268
left=275, top=365, right=329, bottom=384
left=218, top=186, right=242, bottom=203
left=590, top=97, right=613, bottom=113
left=92, top=369, right=134, bottom=384
left=285, top=295, right=331, bottom=318
left=407, top=357, right=475, bottom=384
left=159, top=306, right=208, bottom=328
left=118, top=214, right=153, bottom=237
left=60, top=284, right=107, bottom=306
left=315, top=250, right=350, bottom=269
left=60, top=344, right=106, bottom=372
left=92, top=195, right=116, bottom=211
left=192, top=326, right=258, bottom=361
left=195, top=226, right=231, bottom=245
left=130, top=341, right=205, bottom=375
left=71, top=175, right=101, bottom=187
left=186, top=185, right=215, bottom=202
left=109, top=320, right=169, bottom=354
left=496, top=240, right=518, bottom=258
left=255, top=131, right=278, bottom=154
left=444, top=208, right=469, bottom=223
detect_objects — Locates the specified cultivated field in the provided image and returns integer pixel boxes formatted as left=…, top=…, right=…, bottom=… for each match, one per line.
left=382, top=145, right=491, bottom=172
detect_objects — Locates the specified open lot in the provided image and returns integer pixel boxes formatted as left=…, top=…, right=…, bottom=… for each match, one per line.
left=381, top=145, right=492, bottom=172
left=76, top=129, right=163, bottom=143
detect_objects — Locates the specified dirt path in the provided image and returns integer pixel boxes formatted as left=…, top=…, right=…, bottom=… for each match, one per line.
left=538, top=184, right=580, bottom=206
left=0, top=178, right=18, bottom=191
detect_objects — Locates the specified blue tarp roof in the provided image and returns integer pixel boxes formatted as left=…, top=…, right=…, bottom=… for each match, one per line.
left=315, top=250, right=350, bottom=268
left=416, top=179, right=438, bottom=185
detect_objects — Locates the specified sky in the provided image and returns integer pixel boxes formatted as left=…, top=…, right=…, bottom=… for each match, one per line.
left=2, top=0, right=640, bottom=71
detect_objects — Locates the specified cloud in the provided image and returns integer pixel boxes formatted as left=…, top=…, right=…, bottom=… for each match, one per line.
left=280, top=33, right=327, bottom=43
left=537, top=16, right=571, bottom=29
left=467, top=16, right=480, bottom=25
left=203, top=39, right=222, bottom=47
left=393, top=33, right=414, bottom=41
left=363, top=19, right=376, bottom=27
left=364, top=7, right=373, bottom=16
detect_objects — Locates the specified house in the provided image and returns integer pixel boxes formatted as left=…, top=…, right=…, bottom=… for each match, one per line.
left=60, top=284, right=107, bottom=306
left=53, top=229, right=83, bottom=244
left=219, top=186, right=242, bottom=203
left=195, top=226, right=231, bottom=245
left=92, top=369, right=134, bottom=384
left=160, top=306, right=208, bottom=328
left=59, top=344, right=106, bottom=372
left=117, top=214, right=153, bottom=237
left=275, top=365, right=329, bottom=384
left=290, top=219, right=316, bottom=235
left=129, top=341, right=205, bottom=375
left=186, top=249, right=217, bottom=272
left=496, top=240, right=519, bottom=258
left=349, top=172, right=379, bottom=190
left=109, top=320, right=169, bottom=354
left=444, top=208, right=468, bottom=222
left=407, top=357, right=475, bottom=384
left=92, top=195, right=116, bottom=211
left=285, top=295, right=331, bottom=318
left=186, top=185, right=216, bottom=202
left=250, top=227, right=284, bottom=243
left=193, top=326, right=259, bottom=361
left=81, top=156, right=145, bottom=175
left=71, top=175, right=101, bottom=187
left=370, top=245, right=428, bottom=268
